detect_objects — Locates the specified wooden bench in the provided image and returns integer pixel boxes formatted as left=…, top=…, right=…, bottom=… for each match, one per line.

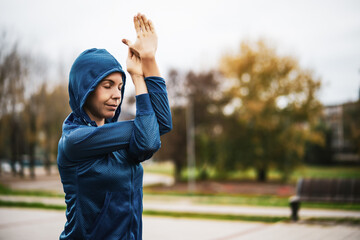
left=289, top=178, right=360, bottom=221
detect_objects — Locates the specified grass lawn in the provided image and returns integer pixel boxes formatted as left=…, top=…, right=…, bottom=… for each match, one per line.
left=143, top=161, right=360, bottom=182
left=291, top=165, right=360, bottom=180
left=142, top=192, right=360, bottom=211
left=142, top=161, right=174, bottom=176
left=0, top=183, right=64, bottom=198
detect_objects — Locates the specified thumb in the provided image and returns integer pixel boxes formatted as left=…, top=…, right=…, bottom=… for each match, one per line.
left=122, top=39, right=132, bottom=46
left=122, top=39, right=140, bottom=58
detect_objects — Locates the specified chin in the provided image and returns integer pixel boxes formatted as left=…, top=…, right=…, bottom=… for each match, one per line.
left=103, top=112, right=116, bottom=119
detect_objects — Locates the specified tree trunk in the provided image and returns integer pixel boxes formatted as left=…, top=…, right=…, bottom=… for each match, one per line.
left=29, top=112, right=37, bottom=178
left=256, top=167, right=267, bottom=182
left=174, top=161, right=182, bottom=183
left=10, top=120, right=18, bottom=177
left=44, top=151, right=51, bottom=175
left=29, top=142, right=36, bottom=179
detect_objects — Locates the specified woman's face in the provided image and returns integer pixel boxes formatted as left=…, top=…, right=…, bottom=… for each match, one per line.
left=84, top=72, right=123, bottom=126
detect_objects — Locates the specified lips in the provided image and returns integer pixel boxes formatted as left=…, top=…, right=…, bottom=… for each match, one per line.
left=105, top=104, right=118, bottom=111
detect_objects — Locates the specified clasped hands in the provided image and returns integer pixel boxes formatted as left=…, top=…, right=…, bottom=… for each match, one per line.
left=122, top=13, right=158, bottom=78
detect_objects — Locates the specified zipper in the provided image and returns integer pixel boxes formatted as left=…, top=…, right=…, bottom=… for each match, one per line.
left=128, top=163, right=134, bottom=239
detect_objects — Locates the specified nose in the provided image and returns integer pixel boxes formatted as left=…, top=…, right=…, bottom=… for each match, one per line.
left=112, top=88, right=121, bottom=101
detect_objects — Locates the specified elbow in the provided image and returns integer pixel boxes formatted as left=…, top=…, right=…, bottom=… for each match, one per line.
left=160, top=116, right=173, bottom=135
left=62, top=136, right=78, bottom=159
left=132, top=131, right=161, bottom=154
left=132, top=138, right=161, bottom=163
left=160, top=122, right=173, bottom=135
left=144, top=136, right=161, bottom=153
left=165, top=123, right=173, bottom=134
left=166, top=120, right=173, bottom=132
left=167, top=115, right=173, bottom=132
left=142, top=135, right=161, bottom=159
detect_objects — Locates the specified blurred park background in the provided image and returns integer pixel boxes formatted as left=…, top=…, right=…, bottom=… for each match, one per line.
left=0, top=0, right=360, bottom=239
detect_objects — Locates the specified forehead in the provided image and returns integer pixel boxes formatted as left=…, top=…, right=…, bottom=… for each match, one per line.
left=102, top=72, right=123, bottom=84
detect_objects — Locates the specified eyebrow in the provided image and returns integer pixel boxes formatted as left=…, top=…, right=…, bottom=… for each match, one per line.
left=102, top=79, right=123, bottom=85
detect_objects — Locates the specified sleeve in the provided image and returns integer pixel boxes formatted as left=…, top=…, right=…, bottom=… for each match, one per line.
left=62, top=94, right=160, bottom=162
left=145, top=76, right=173, bottom=135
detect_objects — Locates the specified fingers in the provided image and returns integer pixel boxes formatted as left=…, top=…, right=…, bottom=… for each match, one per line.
left=140, top=14, right=149, bottom=32
left=135, top=13, right=154, bottom=34
left=133, top=15, right=141, bottom=36
left=148, top=19, right=155, bottom=33
left=137, top=13, right=147, bottom=33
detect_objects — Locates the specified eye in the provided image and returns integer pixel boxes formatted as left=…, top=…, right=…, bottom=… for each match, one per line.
left=103, top=84, right=111, bottom=89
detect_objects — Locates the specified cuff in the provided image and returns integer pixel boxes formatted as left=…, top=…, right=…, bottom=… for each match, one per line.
left=136, top=93, right=154, bottom=115
left=145, top=76, right=167, bottom=93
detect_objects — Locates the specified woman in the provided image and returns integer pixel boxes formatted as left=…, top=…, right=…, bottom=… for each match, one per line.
left=57, top=13, right=172, bottom=239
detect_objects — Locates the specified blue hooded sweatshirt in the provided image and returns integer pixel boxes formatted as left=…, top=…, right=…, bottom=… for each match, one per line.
left=57, top=48, right=172, bottom=240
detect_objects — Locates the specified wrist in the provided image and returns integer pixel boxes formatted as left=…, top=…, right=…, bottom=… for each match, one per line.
left=140, top=52, right=156, bottom=61
left=133, top=78, right=148, bottom=95
left=130, top=73, right=144, bottom=80
left=141, top=57, right=161, bottom=77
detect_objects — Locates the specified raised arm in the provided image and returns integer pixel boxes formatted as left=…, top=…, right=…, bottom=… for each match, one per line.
left=61, top=94, right=160, bottom=162
left=123, top=13, right=172, bottom=135
left=145, top=76, right=172, bottom=135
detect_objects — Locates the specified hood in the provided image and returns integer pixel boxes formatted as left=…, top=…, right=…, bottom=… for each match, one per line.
left=68, top=48, right=126, bottom=125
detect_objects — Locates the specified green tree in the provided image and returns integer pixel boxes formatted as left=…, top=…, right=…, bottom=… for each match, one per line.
left=0, top=36, right=29, bottom=176
left=155, top=70, right=187, bottom=182
left=156, top=106, right=187, bottom=181
left=304, top=120, right=333, bottom=165
left=343, top=100, right=360, bottom=156
left=155, top=69, right=222, bottom=182
left=42, top=83, right=71, bottom=173
left=220, top=39, right=323, bottom=181
left=186, top=71, right=222, bottom=179
left=23, top=82, right=70, bottom=175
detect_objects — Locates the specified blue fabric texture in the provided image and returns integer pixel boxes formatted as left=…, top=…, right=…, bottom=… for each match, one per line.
left=57, top=48, right=172, bottom=239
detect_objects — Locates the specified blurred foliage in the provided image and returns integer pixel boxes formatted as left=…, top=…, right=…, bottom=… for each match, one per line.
left=218, top=39, right=324, bottom=181
left=156, top=106, right=187, bottom=181
left=157, top=39, right=325, bottom=182
left=143, top=161, right=360, bottom=182
left=304, top=120, right=333, bottom=165
left=0, top=35, right=28, bottom=176
left=0, top=35, right=70, bottom=177
left=23, top=83, right=71, bottom=175
left=155, top=70, right=222, bottom=181
left=343, top=101, right=360, bottom=155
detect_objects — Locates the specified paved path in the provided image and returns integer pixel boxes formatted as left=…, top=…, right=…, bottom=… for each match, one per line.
left=1, top=195, right=360, bottom=220
left=0, top=208, right=359, bottom=240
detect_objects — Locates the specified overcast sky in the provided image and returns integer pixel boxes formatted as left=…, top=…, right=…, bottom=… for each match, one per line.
left=0, top=0, right=359, bottom=105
